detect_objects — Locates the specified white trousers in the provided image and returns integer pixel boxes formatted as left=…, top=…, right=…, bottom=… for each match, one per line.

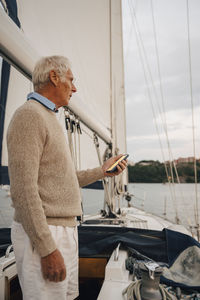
left=11, top=221, right=79, bottom=300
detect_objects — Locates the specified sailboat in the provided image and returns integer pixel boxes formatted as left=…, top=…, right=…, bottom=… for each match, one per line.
left=0, top=0, right=200, bottom=299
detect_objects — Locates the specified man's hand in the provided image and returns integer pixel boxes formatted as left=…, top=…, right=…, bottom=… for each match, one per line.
left=102, top=154, right=127, bottom=177
left=41, top=249, right=66, bottom=282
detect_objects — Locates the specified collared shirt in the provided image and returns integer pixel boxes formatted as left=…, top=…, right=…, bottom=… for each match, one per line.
left=27, top=92, right=58, bottom=112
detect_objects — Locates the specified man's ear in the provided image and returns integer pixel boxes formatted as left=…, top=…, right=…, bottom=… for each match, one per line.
left=49, top=70, right=59, bottom=87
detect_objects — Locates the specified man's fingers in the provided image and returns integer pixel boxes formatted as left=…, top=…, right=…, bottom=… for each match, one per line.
left=121, top=160, right=127, bottom=167
left=46, top=269, right=66, bottom=282
left=43, top=272, right=48, bottom=280
left=59, top=268, right=66, bottom=281
left=118, top=162, right=125, bottom=170
left=47, top=273, right=56, bottom=282
left=41, top=248, right=67, bottom=282
left=116, top=164, right=123, bottom=172
left=107, top=162, right=125, bottom=176
left=114, top=154, right=123, bottom=161
left=42, top=265, right=66, bottom=282
left=103, top=155, right=128, bottom=177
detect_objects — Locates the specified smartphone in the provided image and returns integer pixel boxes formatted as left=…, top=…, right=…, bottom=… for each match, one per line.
left=106, top=154, right=129, bottom=173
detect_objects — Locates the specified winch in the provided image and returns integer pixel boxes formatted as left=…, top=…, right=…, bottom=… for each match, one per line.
left=123, top=260, right=176, bottom=300
left=139, top=261, right=163, bottom=300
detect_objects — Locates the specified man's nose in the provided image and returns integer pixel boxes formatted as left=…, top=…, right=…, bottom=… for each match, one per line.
left=72, top=83, right=77, bottom=93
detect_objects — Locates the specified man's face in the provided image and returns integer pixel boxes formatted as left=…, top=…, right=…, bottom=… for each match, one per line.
left=58, top=69, right=77, bottom=107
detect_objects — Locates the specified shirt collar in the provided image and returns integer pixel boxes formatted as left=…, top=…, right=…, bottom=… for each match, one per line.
left=27, top=92, right=58, bottom=112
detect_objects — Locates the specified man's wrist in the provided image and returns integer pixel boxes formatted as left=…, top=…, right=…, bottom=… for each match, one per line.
left=102, top=166, right=107, bottom=177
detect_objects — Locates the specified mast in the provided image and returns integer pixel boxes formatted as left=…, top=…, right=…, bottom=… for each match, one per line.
left=107, top=0, right=127, bottom=213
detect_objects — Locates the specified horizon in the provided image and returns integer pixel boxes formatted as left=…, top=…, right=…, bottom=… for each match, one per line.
left=128, top=155, right=200, bottom=164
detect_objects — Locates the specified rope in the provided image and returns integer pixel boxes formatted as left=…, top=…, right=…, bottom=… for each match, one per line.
left=73, top=118, right=78, bottom=170
left=0, top=0, right=8, bottom=14
left=77, top=120, right=82, bottom=170
left=186, top=0, right=199, bottom=235
left=122, top=280, right=141, bottom=300
left=64, top=112, right=74, bottom=160
left=64, top=111, right=78, bottom=169
left=122, top=280, right=175, bottom=300
left=78, top=132, right=81, bottom=169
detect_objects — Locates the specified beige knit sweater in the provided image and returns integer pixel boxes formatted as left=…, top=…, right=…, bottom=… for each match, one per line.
left=7, top=100, right=104, bottom=257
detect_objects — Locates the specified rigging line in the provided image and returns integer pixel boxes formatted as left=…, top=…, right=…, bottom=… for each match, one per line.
left=186, top=0, right=199, bottom=228
left=127, top=2, right=178, bottom=218
left=112, top=77, right=118, bottom=209
left=171, top=158, right=189, bottom=222
left=150, top=0, right=185, bottom=223
left=124, top=0, right=138, bottom=60
left=124, top=21, right=133, bottom=60
left=129, top=0, right=184, bottom=224
left=150, top=0, right=167, bottom=126
left=150, top=0, right=185, bottom=197
left=128, top=2, right=170, bottom=153
left=129, top=0, right=176, bottom=172
left=93, top=133, right=112, bottom=212
left=64, top=111, right=76, bottom=165
left=67, top=120, right=75, bottom=162
left=73, top=122, right=78, bottom=170
left=0, top=0, right=8, bottom=13
left=129, top=1, right=163, bottom=118
left=150, top=0, right=175, bottom=164
left=128, top=0, right=179, bottom=220
left=129, top=0, right=177, bottom=180
left=78, top=125, right=81, bottom=170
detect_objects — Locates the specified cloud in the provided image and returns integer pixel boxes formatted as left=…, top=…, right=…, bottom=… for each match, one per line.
left=123, top=0, right=200, bottom=162
left=127, top=107, right=200, bottom=162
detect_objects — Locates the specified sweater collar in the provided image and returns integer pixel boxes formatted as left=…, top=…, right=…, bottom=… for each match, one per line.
left=27, top=92, right=58, bottom=112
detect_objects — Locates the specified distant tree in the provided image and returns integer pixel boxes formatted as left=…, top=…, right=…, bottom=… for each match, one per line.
left=128, top=160, right=200, bottom=183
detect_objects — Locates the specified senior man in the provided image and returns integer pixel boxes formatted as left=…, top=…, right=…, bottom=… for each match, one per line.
left=7, top=56, right=127, bottom=300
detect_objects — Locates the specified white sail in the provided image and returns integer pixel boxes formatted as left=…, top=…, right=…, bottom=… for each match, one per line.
left=0, top=0, right=127, bottom=175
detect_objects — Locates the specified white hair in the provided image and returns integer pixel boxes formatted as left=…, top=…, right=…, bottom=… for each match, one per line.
left=32, top=56, right=71, bottom=91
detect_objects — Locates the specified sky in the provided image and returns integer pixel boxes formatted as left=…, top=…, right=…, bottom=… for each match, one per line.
left=122, top=0, right=200, bottom=163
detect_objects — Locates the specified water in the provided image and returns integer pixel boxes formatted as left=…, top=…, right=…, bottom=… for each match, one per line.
left=1, top=184, right=200, bottom=229
left=82, top=183, right=200, bottom=229
left=130, top=183, right=200, bottom=228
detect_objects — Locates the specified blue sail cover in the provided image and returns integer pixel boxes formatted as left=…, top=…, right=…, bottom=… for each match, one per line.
left=78, top=226, right=200, bottom=291
left=0, top=228, right=11, bottom=257
left=1, top=226, right=200, bottom=290
left=161, top=229, right=200, bottom=291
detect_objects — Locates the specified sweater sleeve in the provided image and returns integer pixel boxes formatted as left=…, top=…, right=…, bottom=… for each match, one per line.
left=7, top=108, right=57, bottom=257
left=76, top=166, right=104, bottom=188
